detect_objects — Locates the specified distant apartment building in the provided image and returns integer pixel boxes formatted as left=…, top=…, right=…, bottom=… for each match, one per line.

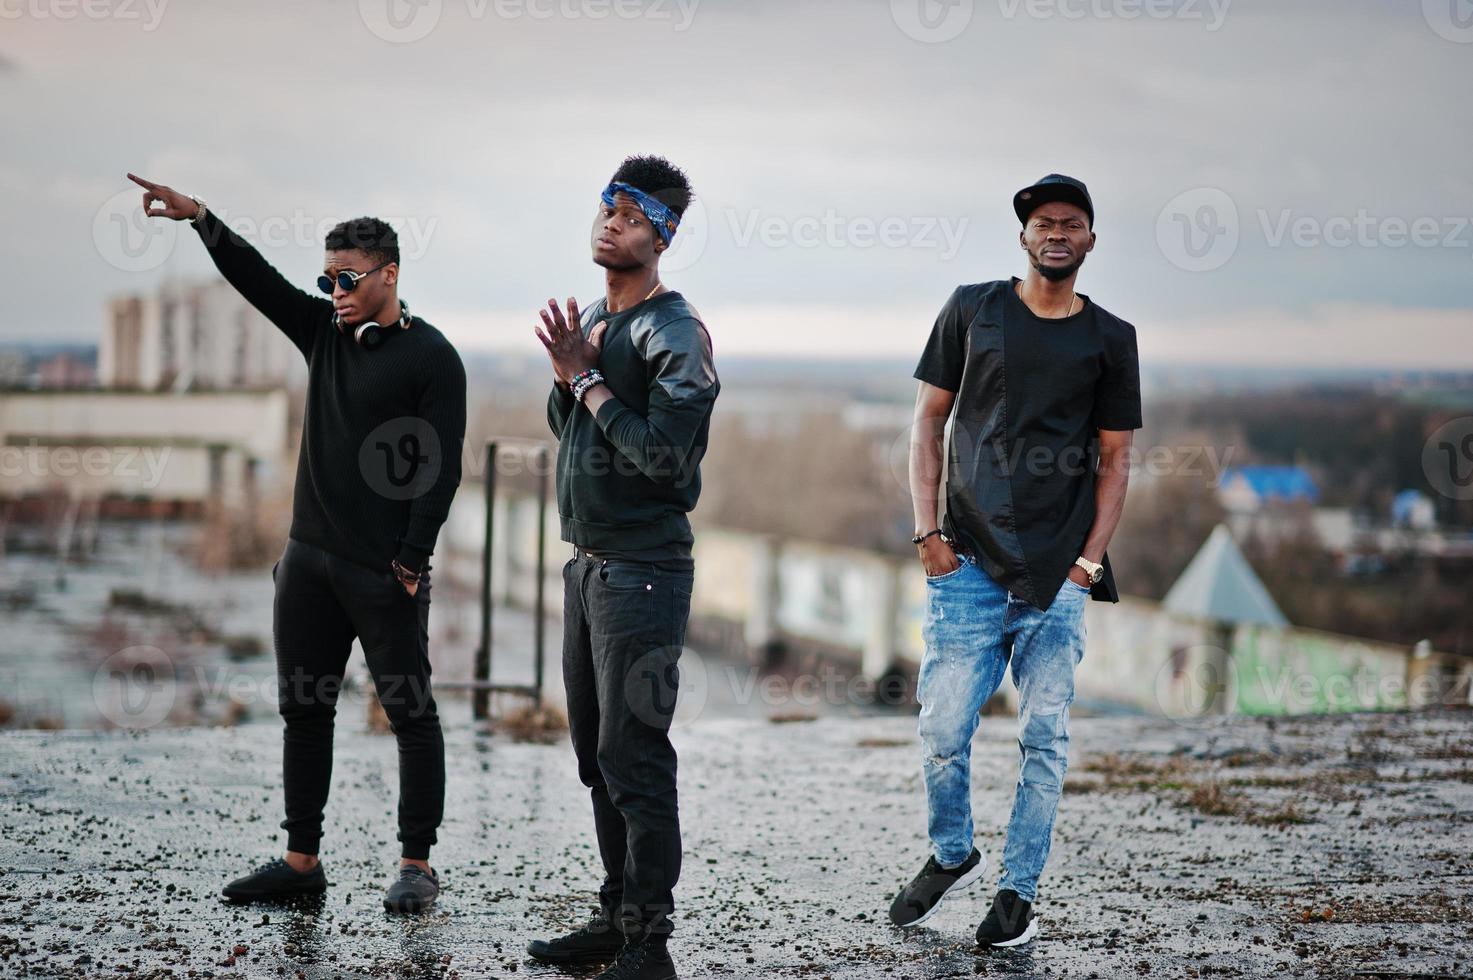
left=100, top=279, right=304, bottom=391
left=34, top=351, right=96, bottom=389
left=0, top=351, right=28, bottom=387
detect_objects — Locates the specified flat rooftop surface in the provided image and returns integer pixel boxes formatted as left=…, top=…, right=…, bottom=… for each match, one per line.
left=2, top=708, right=1470, bottom=979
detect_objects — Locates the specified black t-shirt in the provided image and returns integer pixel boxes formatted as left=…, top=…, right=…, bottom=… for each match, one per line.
left=913, top=277, right=1142, bottom=610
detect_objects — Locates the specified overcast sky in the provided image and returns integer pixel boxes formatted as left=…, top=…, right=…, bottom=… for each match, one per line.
left=3, top=0, right=1470, bottom=367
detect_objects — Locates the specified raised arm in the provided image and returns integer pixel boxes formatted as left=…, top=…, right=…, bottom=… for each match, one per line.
left=127, top=173, right=327, bottom=356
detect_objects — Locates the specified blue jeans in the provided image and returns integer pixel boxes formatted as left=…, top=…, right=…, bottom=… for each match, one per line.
left=916, top=553, right=1088, bottom=902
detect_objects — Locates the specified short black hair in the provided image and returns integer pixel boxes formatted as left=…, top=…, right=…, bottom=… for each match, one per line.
left=610, top=155, right=694, bottom=218
left=324, top=217, right=399, bottom=266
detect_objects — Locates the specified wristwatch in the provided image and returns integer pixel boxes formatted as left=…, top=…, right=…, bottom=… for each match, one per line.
left=188, top=195, right=207, bottom=225
left=1074, top=556, right=1104, bottom=584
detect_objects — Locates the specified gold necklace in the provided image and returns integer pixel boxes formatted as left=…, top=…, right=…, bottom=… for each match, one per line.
left=610, top=280, right=663, bottom=314
left=1017, top=279, right=1077, bottom=318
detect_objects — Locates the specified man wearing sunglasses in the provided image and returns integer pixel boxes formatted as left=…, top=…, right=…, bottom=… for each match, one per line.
left=126, top=174, right=467, bottom=914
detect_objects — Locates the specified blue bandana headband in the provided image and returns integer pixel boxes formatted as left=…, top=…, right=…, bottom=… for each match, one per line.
left=601, top=181, right=681, bottom=246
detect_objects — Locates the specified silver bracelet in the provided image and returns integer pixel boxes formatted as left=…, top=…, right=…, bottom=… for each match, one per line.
left=188, top=195, right=207, bottom=226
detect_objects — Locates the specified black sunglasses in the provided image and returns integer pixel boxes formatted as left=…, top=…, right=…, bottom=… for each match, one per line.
left=317, top=262, right=388, bottom=295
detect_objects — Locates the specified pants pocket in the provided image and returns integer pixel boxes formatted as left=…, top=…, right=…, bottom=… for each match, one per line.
left=597, top=560, right=658, bottom=593
left=925, top=553, right=971, bottom=584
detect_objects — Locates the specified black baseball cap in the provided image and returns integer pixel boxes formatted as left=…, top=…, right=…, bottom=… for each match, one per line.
left=1013, top=174, right=1094, bottom=227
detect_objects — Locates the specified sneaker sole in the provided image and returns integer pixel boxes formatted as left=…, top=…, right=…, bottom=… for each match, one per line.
left=983, top=916, right=1039, bottom=948
left=221, top=884, right=328, bottom=904
left=383, top=895, right=438, bottom=914
left=896, top=854, right=988, bottom=929
left=524, top=943, right=624, bottom=965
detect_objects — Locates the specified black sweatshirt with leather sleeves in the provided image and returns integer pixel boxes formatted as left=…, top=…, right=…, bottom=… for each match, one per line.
left=547, top=291, right=718, bottom=553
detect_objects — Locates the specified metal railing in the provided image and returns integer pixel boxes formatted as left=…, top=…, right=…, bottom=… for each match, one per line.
left=435, top=439, right=552, bottom=720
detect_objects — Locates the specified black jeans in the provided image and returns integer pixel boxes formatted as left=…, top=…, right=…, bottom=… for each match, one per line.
left=563, top=552, right=694, bottom=940
left=272, top=537, right=444, bottom=861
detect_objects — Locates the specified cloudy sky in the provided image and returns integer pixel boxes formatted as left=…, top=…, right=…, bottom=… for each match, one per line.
left=3, top=0, right=1470, bottom=367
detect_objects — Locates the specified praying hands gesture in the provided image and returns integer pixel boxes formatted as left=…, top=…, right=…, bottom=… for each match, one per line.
left=535, top=297, right=607, bottom=387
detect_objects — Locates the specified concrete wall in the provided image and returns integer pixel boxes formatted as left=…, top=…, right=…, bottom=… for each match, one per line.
left=444, top=489, right=1473, bottom=718
left=0, top=390, right=291, bottom=504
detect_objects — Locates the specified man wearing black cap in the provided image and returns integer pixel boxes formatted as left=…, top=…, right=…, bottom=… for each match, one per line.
left=887, top=175, right=1142, bottom=948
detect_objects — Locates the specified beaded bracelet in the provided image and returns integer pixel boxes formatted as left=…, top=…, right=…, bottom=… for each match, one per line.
left=572, top=370, right=606, bottom=403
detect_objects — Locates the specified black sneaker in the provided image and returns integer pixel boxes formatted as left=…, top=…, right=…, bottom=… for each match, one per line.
left=975, top=888, right=1038, bottom=948
left=526, top=911, right=626, bottom=964
left=888, top=848, right=986, bottom=927
left=383, top=865, right=439, bottom=913
left=221, top=858, right=328, bottom=903
left=593, top=939, right=676, bottom=980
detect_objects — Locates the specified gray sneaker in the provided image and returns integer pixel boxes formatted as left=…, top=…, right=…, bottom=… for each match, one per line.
left=383, top=865, right=439, bottom=913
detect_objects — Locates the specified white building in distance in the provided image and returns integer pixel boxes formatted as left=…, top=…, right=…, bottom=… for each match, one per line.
left=100, top=279, right=304, bottom=392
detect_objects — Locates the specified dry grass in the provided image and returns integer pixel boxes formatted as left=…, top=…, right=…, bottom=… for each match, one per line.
left=490, top=702, right=569, bottom=744
left=1072, top=751, right=1321, bottom=826
left=1187, top=780, right=1243, bottom=817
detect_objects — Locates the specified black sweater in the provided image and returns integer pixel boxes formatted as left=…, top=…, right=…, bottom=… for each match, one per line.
left=194, top=211, right=466, bottom=573
left=547, top=291, right=718, bottom=553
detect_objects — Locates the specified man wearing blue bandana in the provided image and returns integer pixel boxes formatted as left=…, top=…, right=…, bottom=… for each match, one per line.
left=530, top=155, right=718, bottom=980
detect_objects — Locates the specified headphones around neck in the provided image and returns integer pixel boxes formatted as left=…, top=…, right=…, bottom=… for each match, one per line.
left=335, top=299, right=411, bottom=351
